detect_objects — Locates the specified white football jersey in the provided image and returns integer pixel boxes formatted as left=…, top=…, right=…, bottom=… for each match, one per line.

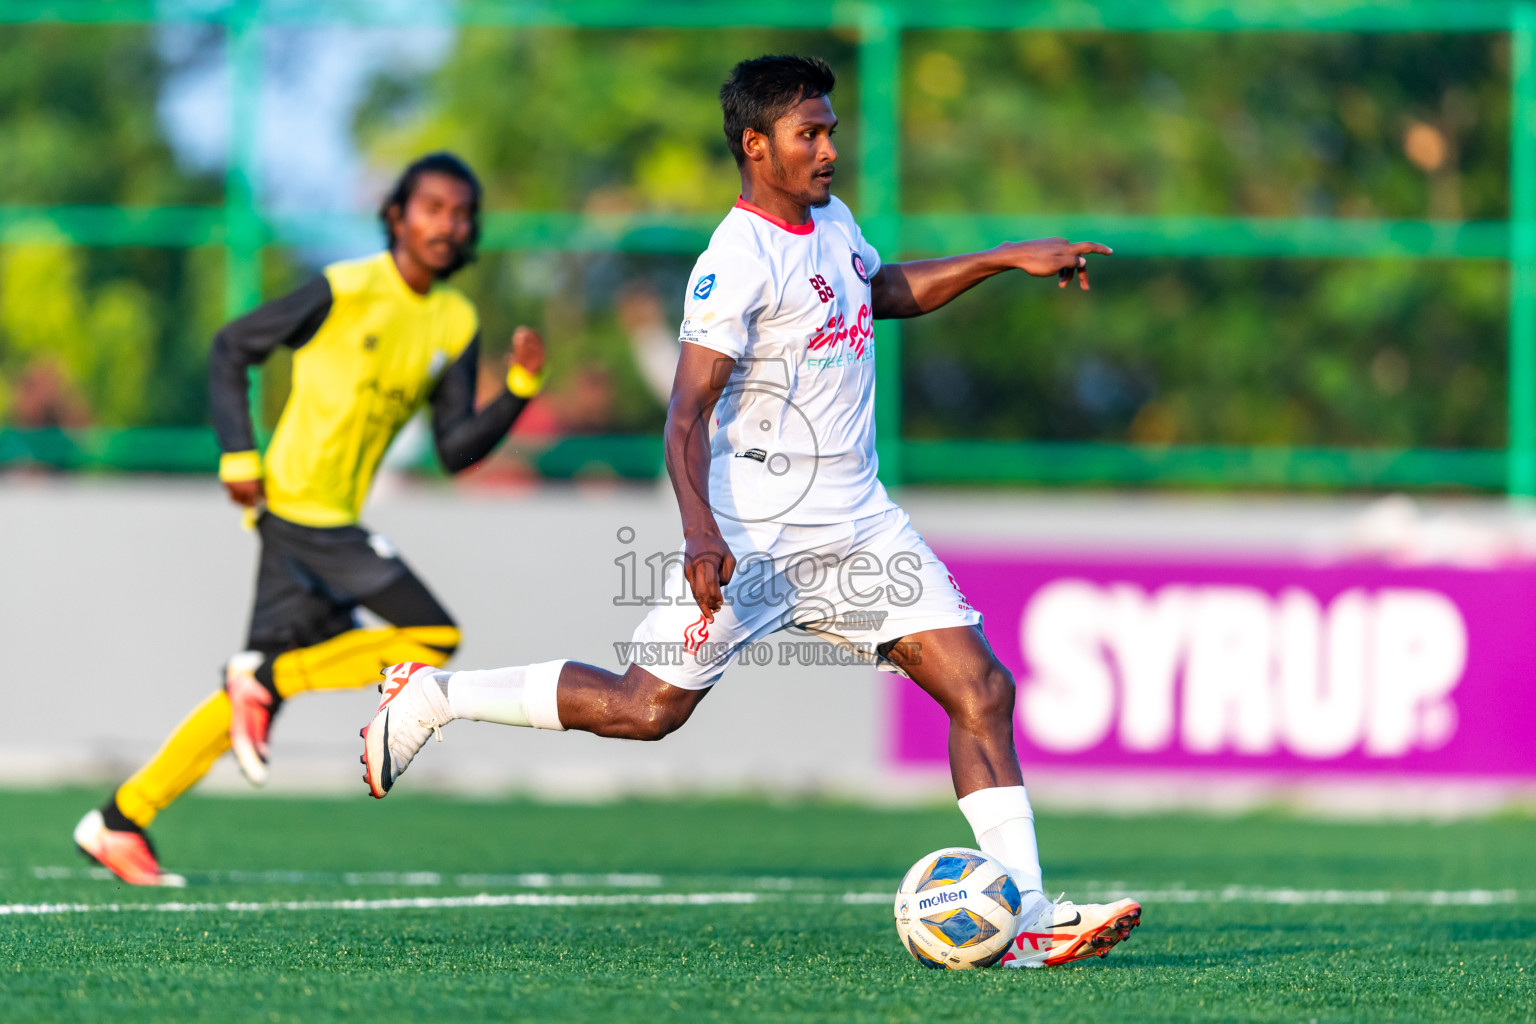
left=679, top=195, right=894, bottom=525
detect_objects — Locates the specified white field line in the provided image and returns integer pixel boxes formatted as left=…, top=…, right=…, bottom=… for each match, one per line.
left=20, top=866, right=1535, bottom=907
left=0, top=891, right=895, bottom=917
left=28, top=866, right=677, bottom=888
left=1, top=885, right=1528, bottom=918
left=1101, top=886, right=1526, bottom=906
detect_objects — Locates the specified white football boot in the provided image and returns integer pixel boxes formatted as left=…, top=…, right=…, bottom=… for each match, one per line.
left=1001, top=894, right=1142, bottom=968
left=360, top=662, right=450, bottom=798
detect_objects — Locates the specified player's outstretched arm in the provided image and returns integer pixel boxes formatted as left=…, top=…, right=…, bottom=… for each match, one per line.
left=208, top=275, right=334, bottom=506
left=429, top=326, right=545, bottom=474
left=869, top=238, right=1113, bottom=320
left=664, top=343, right=736, bottom=622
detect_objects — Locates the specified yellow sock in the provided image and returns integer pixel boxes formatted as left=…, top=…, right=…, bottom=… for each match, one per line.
left=115, top=692, right=232, bottom=828
left=272, top=625, right=459, bottom=699
left=111, top=626, right=459, bottom=827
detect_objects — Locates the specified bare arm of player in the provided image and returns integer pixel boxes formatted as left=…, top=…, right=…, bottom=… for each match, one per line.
left=665, top=343, right=737, bottom=622
left=868, top=238, right=1114, bottom=320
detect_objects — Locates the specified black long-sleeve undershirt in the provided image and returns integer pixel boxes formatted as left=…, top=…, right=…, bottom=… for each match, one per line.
left=208, top=276, right=527, bottom=475
left=208, top=275, right=333, bottom=456
left=429, top=336, right=530, bottom=473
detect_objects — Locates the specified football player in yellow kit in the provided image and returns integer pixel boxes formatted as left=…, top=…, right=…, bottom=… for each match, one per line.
left=74, top=153, right=545, bottom=885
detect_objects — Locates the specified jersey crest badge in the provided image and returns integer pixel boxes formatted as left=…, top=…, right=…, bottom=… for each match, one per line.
left=851, top=251, right=869, bottom=284
left=693, top=274, right=717, bottom=300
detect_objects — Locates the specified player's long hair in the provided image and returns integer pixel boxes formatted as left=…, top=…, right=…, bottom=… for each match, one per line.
left=720, top=55, right=836, bottom=166
left=378, top=152, right=482, bottom=279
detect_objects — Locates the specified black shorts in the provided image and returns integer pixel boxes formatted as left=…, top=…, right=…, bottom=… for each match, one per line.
left=246, top=512, right=453, bottom=653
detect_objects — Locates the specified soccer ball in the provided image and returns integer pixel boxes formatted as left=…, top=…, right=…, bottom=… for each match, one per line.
left=893, top=847, right=1023, bottom=969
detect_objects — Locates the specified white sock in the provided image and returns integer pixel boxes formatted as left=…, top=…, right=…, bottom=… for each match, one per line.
left=441, top=660, right=567, bottom=731
left=957, top=785, right=1044, bottom=901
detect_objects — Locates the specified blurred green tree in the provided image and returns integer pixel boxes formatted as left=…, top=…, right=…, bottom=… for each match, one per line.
left=360, top=27, right=1509, bottom=452
left=0, top=20, right=1514, bottom=459
left=900, top=31, right=1509, bottom=450
left=0, top=24, right=221, bottom=429
left=356, top=28, right=859, bottom=433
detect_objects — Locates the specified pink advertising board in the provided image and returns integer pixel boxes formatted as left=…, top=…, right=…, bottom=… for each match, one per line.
left=892, top=551, right=1536, bottom=777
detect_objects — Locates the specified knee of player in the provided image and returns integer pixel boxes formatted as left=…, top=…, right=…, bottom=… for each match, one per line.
left=629, top=701, right=693, bottom=742
left=961, top=663, right=1016, bottom=726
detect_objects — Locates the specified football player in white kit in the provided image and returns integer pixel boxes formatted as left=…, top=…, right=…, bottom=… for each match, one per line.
left=361, top=55, right=1140, bottom=968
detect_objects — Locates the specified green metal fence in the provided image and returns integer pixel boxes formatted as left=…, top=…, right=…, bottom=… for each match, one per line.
left=0, top=0, right=1532, bottom=493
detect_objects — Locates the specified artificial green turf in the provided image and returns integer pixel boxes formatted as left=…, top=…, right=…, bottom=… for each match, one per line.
left=2, top=788, right=1533, bottom=1023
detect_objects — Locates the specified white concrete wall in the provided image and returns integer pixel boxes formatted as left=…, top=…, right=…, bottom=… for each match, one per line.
left=3, top=476, right=1530, bottom=811
left=0, top=476, right=890, bottom=799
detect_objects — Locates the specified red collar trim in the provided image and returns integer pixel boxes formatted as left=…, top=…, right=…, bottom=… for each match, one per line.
left=734, top=196, right=815, bottom=235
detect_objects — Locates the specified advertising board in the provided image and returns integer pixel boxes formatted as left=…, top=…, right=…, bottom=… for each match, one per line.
left=893, top=553, right=1536, bottom=777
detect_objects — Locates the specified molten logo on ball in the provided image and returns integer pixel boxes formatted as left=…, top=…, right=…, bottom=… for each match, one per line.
left=917, top=889, right=966, bottom=911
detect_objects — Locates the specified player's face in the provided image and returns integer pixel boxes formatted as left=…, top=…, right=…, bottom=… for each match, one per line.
left=396, top=172, right=476, bottom=276
left=767, top=95, right=838, bottom=208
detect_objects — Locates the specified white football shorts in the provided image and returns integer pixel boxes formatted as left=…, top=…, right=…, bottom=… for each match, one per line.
left=626, top=506, right=982, bottom=690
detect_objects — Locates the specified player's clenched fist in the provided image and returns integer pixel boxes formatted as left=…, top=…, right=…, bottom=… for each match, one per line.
left=683, top=525, right=736, bottom=621
left=224, top=477, right=265, bottom=508
left=502, top=325, right=548, bottom=399
left=510, top=325, right=545, bottom=376
left=1000, top=237, right=1113, bottom=290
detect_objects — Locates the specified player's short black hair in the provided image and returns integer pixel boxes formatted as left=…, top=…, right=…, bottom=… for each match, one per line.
left=378, top=152, right=482, bottom=277
left=719, top=55, right=836, bottom=166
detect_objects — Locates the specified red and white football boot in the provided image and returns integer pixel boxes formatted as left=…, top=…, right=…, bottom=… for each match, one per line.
left=226, top=651, right=275, bottom=786
left=1001, top=896, right=1141, bottom=968
left=72, top=810, right=186, bottom=888
left=360, top=662, right=448, bottom=799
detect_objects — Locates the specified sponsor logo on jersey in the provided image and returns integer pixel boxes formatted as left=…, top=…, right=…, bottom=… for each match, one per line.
left=851, top=251, right=869, bottom=284
left=917, top=889, right=966, bottom=911
left=807, top=303, right=874, bottom=359
left=734, top=448, right=768, bottom=462
left=946, top=572, right=973, bottom=612
left=680, top=313, right=718, bottom=344
left=693, top=274, right=716, bottom=300
left=682, top=613, right=710, bottom=654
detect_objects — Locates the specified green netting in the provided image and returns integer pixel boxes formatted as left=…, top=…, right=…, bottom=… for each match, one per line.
left=2, top=0, right=1533, bottom=492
